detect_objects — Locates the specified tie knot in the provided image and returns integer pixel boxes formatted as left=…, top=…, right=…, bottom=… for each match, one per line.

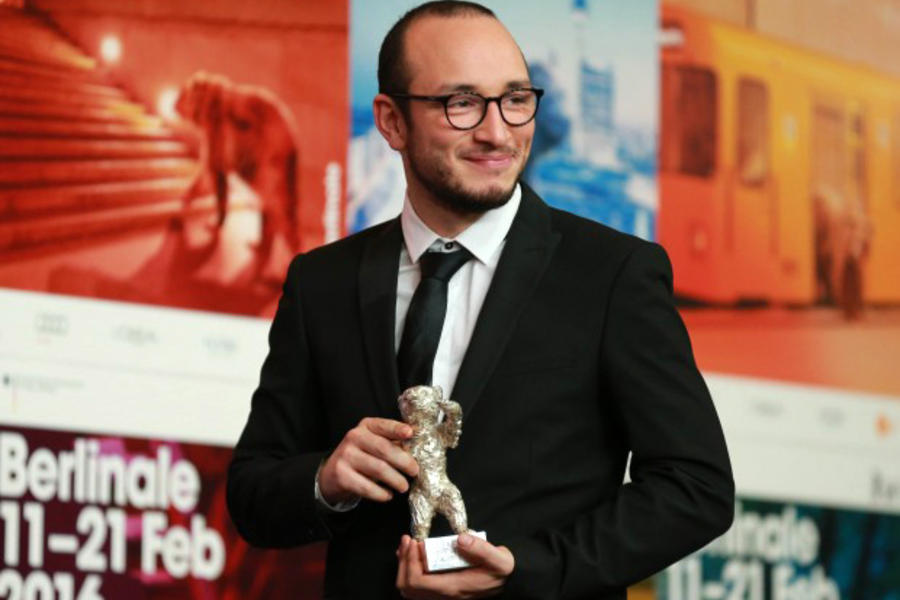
left=418, top=247, right=473, bottom=282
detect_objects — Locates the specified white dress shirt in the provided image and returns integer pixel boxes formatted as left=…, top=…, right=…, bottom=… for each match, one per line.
left=315, top=184, right=522, bottom=511
left=395, top=184, right=521, bottom=395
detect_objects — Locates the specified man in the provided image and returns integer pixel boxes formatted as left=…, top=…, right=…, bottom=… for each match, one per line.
left=227, top=2, right=734, bottom=599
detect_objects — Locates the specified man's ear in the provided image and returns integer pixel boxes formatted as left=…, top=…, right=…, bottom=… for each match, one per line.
left=373, top=93, right=408, bottom=151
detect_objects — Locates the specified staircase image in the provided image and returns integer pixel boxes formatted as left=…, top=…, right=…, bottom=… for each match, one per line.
left=0, top=5, right=202, bottom=258
left=0, top=6, right=285, bottom=315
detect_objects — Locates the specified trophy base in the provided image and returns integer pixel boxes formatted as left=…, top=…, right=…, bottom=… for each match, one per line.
left=423, top=531, right=487, bottom=572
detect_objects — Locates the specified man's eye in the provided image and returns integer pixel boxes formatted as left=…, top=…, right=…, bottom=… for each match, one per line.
left=505, top=92, right=530, bottom=105
left=448, top=96, right=478, bottom=109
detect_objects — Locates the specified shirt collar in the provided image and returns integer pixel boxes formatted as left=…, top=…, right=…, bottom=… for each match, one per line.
left=400, top=183, right=521, bottom=265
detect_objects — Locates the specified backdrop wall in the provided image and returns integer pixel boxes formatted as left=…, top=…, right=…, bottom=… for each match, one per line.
left=0, top=1, right=897, bottom=598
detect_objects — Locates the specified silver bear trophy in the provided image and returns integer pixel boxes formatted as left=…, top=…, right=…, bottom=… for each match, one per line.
left=398, top=385, right=469, bottom=541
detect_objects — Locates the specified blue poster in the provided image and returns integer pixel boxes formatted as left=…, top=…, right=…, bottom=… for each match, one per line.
left=658, top=498, right=900, bottom=600
left=348, top=0, right=658, bottom=239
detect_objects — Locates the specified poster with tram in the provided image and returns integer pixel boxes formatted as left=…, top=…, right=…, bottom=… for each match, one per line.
left=650, top=4, right=900, bottom=599
left=659, top=4, right=899, bottom=318
left=657, top=3, right=900, bottom=402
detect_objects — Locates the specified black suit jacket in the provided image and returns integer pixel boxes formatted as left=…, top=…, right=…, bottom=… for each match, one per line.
left=227, top=184, right=734, bottom=599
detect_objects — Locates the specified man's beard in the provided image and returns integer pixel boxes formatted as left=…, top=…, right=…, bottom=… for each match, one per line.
left=407, top=139, right=524, bottom=216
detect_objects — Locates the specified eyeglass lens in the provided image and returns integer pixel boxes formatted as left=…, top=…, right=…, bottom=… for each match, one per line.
left=445, top=90, right=539, bottom=129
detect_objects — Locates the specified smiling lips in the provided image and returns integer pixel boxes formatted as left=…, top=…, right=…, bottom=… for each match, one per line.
left=462, top=153, right=516, bottom=171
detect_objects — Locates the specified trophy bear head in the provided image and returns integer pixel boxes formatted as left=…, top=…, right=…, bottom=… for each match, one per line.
left=398, top=385, right=443, bottom=428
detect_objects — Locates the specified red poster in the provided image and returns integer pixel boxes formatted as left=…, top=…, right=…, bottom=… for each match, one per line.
left=0, top=1, right=348, bottom=318
left=0, top=425, right=326, bottom=598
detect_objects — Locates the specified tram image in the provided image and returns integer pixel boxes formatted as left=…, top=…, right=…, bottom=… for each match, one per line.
left=658, top=4, right=900, bottom=319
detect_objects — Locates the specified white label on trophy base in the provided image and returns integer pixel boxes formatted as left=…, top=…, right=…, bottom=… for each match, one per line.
left=423, top=531, right=487, bottom=572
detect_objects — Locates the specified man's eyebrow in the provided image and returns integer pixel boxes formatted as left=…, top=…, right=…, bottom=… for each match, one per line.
left=435, top=83, right=478, bottom=94
left=504, top=80, right=533, bottom=90
left=435, top=80, right=533, bottom=94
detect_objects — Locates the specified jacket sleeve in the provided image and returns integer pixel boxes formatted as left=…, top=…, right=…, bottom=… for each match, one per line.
left=502, top=242, right=735, bottom=599
left=226, top=254, right=337, bottom=547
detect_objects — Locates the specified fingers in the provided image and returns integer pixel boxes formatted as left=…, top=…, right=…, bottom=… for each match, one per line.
left=402, top=537, right=428, bottom=598
left=408, top=538, right=426, bottom=583
left=347, top=445, right=411, bottom=495
left=355, top=423, right=419, bottom=478
left=455, top=533, right=515, bottom=576
left=396, top=534, right=513, bottom=598
left=334, top=460, right=393, bottom=502
left=396, top=535, right=410, bottom=592
left=397, top=535, right=429, bottom=599
left=365, top=417, right=414, bottom=441
left=319, top=418, right=418, bottom=505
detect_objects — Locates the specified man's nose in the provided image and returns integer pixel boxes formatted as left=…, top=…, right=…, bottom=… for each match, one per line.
left=472, top=100, right=511, bottom=145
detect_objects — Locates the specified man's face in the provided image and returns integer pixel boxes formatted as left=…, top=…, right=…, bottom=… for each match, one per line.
left=400, top=15, right=535, bottom=215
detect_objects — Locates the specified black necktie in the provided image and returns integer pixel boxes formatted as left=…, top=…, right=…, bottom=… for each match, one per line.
left=397, top=247, right=473, bottom=390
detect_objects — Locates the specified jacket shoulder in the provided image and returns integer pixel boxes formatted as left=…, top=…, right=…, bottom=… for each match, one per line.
left=547, top=206, right=659, bottom=267
left=285, top=218, right=396, bottom=280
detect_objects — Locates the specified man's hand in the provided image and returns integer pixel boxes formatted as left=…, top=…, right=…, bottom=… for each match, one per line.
left=318, top=417, right=418, bottom=504
left=396, top=532, right=514, bottom=599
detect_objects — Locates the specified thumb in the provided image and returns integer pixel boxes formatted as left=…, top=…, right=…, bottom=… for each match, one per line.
left=455, top=533, right=514, bottom=573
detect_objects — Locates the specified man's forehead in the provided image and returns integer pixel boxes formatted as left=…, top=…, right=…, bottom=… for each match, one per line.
left=403, top=14, right=529, bottom=91
left=434, top=80, right=532, bottom=94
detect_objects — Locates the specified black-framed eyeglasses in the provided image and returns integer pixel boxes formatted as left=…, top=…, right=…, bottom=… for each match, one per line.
left=387, top=88, right=544, bottom=130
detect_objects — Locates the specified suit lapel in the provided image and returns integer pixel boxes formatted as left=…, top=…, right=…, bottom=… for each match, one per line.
left=358, top=218, right=404, bottom=419
left=451, top=184, right=561, bottom=417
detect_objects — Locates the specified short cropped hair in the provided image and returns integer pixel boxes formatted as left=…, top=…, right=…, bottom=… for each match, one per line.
left=377, top=1, right=496, bottom=95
